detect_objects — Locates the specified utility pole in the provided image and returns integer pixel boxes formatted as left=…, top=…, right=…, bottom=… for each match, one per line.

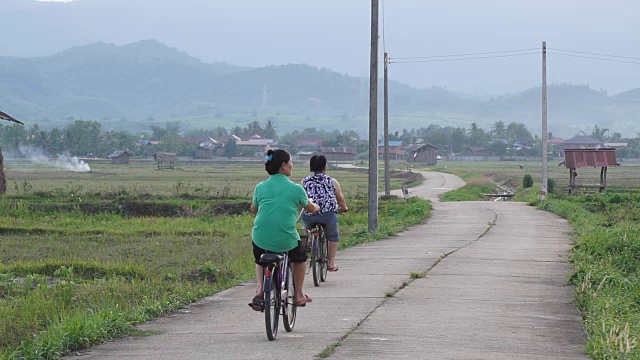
left=384, top=52, right=390, bottom=196
left=368, top=0, right=379, bottom=231
left=541, top=41, right=548, bottom=203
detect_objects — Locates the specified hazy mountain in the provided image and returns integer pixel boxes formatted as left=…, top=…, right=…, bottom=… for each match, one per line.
left=1, top=40, right=639, bottom=138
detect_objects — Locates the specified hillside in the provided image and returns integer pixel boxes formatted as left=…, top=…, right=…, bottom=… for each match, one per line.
left=1, top=40, right=639, bottom=137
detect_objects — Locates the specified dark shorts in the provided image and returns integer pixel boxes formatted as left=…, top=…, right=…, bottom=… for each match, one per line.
left=252, top=241, right=307, bottom=264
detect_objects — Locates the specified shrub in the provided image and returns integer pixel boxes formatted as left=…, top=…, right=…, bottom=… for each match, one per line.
left=522, top=174, right=534, bottom=188
left=547, top=178, right=555, bottom=194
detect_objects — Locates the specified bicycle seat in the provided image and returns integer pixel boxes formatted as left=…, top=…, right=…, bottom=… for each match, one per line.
left=258, top=253, right=284, bottom=266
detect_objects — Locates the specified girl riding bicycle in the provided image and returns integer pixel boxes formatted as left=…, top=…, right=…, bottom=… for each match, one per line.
left=301, top=154, right=348, bottom=272
left=250, top=149, right=319, bottom=311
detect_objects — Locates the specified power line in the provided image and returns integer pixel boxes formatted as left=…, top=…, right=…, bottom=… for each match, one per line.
left=548, top=52, right=640, bottom=65
left=391, top=48, right=539, bottom=60
left=390, top=52, right=540, bottom=64
left=549, top=47, right=640, bottom=61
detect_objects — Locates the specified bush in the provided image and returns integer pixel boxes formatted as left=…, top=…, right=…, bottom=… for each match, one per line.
left=522, top=174, right=534, bottom=188
left=547, top=178, right=555, bottom=194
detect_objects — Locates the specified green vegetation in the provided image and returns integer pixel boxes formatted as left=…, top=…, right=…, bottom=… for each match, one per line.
left=522, top=173, right=534, bottom=188
left=0, top=163, right=430, bottom=358
left=540, top=194, right=640, bottom=358
left=440, top=177, right=499, bottom=202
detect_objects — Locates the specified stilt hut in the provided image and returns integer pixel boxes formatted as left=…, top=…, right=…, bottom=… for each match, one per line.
left=563, top=148, right=619, bottom=194
left=0, top=111, right=24, bottom=194
left=154, top=152, right=177, bottom=169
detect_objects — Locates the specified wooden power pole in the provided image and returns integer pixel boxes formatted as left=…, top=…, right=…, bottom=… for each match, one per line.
left=541, top=41, right=548, bottom=203
left=368, top=0, right=379, bottom=231
left=384, top=52, right=390, bottom=196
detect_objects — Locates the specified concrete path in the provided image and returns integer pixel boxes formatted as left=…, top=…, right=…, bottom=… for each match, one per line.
left=67, top=171, right=587, bottom=359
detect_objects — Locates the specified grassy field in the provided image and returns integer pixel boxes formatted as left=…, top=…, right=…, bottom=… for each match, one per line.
left=435, top=160, right=640, bottom=359
left=0, top=160, right=429, bottom=359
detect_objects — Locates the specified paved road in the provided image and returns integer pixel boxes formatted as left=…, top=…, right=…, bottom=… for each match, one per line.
left=67, top=171, right=587, bottom=359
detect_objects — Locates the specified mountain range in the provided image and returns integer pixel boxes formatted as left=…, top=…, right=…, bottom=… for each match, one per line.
left=1, top=40, right=639, bottom=138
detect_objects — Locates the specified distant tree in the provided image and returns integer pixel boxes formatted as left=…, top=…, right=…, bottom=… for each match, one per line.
left=487, top=141, right=507, bottom=156
left=505, top=122, right=533, bottom=144
left=214, top=126, right=228, bottom=138
left=491, top=120, right=506, bottom=138
left=263, top=119, right=277, bottom=139
left=225, top=139, right=238, bottom=158
left=591, top=125, right=609, bottom=141
left=608, top=132, right=622, bottom=142
left=149, top=125, right=167, bottom=140
left=247, top=121, right=263, bottom=136
left=63, top=120, right=102, bottom=156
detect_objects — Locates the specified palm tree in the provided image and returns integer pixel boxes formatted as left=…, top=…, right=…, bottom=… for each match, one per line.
left=591, top=125, right=609, bottom=141
left=491, top=120, right=506, bottom=138
left=468, top=122, right=479, bottom=137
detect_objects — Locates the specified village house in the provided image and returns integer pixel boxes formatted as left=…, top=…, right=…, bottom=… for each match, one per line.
left=405, top=144, right=438, bottom=165
left=318, top=147, right=357, bottom=162
left=107, top=150, right=133, bottom=164
left=378, top=140, right=405, bottom=160
left=463, top=146, right=489, bottom=157
left=235, top=135, right=274, bottom=157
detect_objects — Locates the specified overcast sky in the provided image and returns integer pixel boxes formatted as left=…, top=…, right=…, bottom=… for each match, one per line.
left=3, top=0, right=640, bottom=95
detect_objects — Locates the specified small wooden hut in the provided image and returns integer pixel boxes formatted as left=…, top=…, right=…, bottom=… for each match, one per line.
left=563, top=148, right=619, bottom=194
left=107, top=151, right=133, bottom=164
left=154, top=152, right=177, bottom=169
left=406, top=144, right=438, bottom=165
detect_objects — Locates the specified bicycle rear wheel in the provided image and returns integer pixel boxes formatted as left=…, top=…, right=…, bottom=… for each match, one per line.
left=319, top=231, right=328, bottom=282
left=264, top=266, right=280, bottom=340
left=311, top=234, right=321, bottom=286
left=282, top=262, right=296, bottom=332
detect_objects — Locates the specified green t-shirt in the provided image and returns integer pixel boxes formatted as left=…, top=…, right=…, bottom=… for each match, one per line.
left=252, top=174, right=309, bottom=253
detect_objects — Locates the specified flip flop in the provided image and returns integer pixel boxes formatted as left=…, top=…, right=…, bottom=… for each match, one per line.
left=293, top=294, right=312, bottom=307
left=248, top=294, right=264, bottom=312
left=328, top=265, right=340, bottom=272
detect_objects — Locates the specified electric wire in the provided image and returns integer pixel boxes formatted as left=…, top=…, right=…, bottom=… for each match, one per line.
left=548, top=52, right=640, bottom=65
left=549, top=48, right=640, bottom=61
left=390, top=52, right=540, bottom=64
left=391, top=48, right=539, bottom=60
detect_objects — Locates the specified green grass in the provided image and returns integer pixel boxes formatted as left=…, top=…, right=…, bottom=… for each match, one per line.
left=539, top=194, right=640, bottom=358
left=439, top=176, right=499, bottom=202
left=0, top=162, right=430, bottom=358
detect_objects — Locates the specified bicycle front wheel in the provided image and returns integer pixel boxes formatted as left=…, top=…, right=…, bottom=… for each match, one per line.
left=282, top=262, right=296, bottom=332
left=264, top=267, right=280, bottom=340
left=311, top=234, right=321, bottom=286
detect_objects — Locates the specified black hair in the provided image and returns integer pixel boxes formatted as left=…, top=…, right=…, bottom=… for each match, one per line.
left=265, top=149, right=291, bottom=175
left=309, top=154, right=327, bottom=173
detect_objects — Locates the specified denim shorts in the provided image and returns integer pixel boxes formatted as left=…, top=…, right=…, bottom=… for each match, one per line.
left=301, top=212, right=340, bottom=243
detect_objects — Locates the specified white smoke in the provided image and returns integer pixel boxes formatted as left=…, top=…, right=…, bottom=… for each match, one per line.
left=18, top=145, right=91, bottom=173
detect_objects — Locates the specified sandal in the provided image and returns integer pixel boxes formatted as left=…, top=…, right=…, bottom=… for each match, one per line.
left=248, top=294, right=264, bottom=312
left=293, top=294, right=312, bottom=307
left=328, top=265, right=340, bottom=272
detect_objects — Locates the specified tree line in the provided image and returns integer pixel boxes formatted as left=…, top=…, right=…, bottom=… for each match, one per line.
left=1, top=119, right=639, bottom=159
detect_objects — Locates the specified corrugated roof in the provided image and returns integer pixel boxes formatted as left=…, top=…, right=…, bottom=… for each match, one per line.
left=319, top=147, right=356, bottom=154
